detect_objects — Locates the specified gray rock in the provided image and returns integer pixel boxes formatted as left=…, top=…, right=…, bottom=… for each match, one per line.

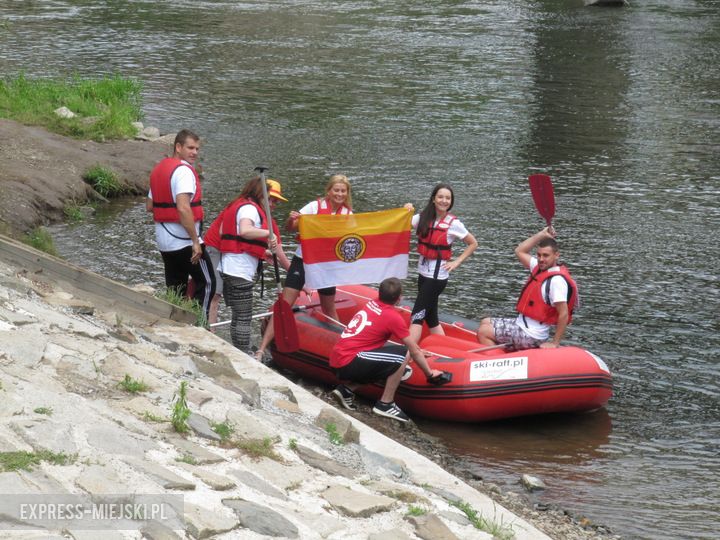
left=314, top=407, right=359, bottom=444
left=140, top=520, right=183, bottom=540
left=322, top=485, right=395, bottom=518
left=0, top=327, right=47, bottom=366
left=521, top=473, right=546, bottom=492
left=187, top=413, right=221, bottom=441
left=124, top=458, right=196, bottom=490
left=170, top=355, right=198, bottom=377
left=176, top=463, right=235, bottom=491
left=67, top=530, right=125, bottom=540
left=75, top=465, right=130, bottom=495
left=294, top=444, right=359, bottom=479
left=439, top=510, right=473, bottom=527
left=131, top=121, right=144, bottom=133
left=230, top=470, right=288, bottom=501
left=142, top=126, right=161, bottom=139
left=359, top=446, right=407, bottom=479
left=85, top=425, right=156, bottom=457
left=167, top=436, right=224, bottom=465
left=426, top=486, right=463, bottom=505
left=222, top=498, right=299, bottom=538
left=368, top=529, right=414, bottom=540
left=10, top=420, right=77, bottom=455
left=215, top=376, right=261, bottom=406
left=54, top=106, right=75, bottom=119
left=184, top=503, right=238, bottom=539
left=407, top=513, right=460, bottom=540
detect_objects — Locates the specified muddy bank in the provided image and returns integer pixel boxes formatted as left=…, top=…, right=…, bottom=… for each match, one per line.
left=0, top=118, right=170, bottom=235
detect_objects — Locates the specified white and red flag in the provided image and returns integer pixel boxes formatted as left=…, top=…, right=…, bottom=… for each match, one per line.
left=298, top=208, right=412, bottom=290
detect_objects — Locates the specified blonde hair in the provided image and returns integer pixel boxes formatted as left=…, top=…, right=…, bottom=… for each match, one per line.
left=325, top=174, right=352, bottom=210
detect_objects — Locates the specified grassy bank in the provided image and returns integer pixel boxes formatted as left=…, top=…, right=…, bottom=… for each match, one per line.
left=0, top=74, right=142, bottom=141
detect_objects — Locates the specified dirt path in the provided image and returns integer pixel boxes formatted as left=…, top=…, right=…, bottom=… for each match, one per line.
left=0, top=118, right=170, bottom=235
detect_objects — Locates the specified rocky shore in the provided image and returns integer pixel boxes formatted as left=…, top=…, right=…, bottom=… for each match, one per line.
left=0, top=244, right=556, bottom=539
left=0, top=121, right=619, bottom=539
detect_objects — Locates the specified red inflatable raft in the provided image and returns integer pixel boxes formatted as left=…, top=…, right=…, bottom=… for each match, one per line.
left=266, top=285, right=613, bottom=423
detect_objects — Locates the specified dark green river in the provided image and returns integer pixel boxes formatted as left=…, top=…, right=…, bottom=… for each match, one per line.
left=2, top=1, right=718, bottom=538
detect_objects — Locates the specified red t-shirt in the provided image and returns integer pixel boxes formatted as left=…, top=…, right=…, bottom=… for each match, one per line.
left=330, top=299, right=410, bottom=369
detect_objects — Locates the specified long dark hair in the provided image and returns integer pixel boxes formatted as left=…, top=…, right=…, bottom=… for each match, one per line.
left=238, top=176, right=264, bottom=204
left=417, top=183, right=454, bottom=238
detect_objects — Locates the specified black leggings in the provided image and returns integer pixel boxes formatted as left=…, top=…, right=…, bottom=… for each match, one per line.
left=410, top=274, right=447, bottom=329
left=160, top=244, right=216, bottom=318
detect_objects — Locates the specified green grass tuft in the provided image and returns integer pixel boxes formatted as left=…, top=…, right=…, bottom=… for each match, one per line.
left=22, top=227, right=58, bottom=256
left=141, top=411, right=166, bottom=423
left=0, top=73, right=143, bottom=141
left=211, top=421, right=234, bottom=442
left=155, top=287, right=207, bottom=327
left=82, top=165, right=124, bottom=198
left=235, top=436, right=282, bottom=462
left=33, top=407, right=53, bottom=416
left=450, top=500, right=515, bottom=539
left=406, top=505, right=427, bottom=517
left=0, top=450, right=75, bottom=472
left=171, top=381, right=191, bottom=434
left=118, top=374, right=149, bottom=394
left=325, top=423, right=344, bottom=446
left=175, top=454, right=197, bottom=465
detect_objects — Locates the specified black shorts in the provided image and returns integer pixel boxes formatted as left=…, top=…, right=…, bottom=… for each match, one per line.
left=284, top=255, right=336, bottom=296
left=335, top=344, right=407, bottom=384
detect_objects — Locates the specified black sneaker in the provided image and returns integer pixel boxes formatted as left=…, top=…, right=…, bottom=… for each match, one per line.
left=331, top=385, right=356, bottom=410
left=372, top=401, right=409, bottom=423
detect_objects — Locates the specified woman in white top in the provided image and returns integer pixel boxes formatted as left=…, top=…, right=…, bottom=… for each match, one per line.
left=218, top=176, right=290, bottom=352
left=408, top=183, right=478, bottom=342
left=255, top=174, right=353, bottom=359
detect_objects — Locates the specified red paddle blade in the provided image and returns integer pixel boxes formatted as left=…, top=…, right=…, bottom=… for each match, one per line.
left=529, top=174, right=555, bottom=227
left=273, top=298, right=300, bottom=353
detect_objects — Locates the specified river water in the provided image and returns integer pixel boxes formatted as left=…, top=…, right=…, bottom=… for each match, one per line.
left=2, top=1, right=718, bottom=538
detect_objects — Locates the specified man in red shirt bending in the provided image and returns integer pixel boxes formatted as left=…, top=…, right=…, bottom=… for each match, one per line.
left=329, top=277, right=446, bottom=423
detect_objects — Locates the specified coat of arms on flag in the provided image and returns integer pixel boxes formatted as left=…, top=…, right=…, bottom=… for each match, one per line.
left=298, top=208, right=412, bottom=290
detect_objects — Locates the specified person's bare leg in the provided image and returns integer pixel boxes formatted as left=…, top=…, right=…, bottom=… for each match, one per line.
left=256, top=287, right=302, bottom=359
left=477, top=317, right=497, bottom=345
left=208, top=293, right=221, bottom=329
left=320, top=294, right=339, bottom=322
left=379, top=357, right=410, bottom=403
left=409, top=323, right=423, bottom=343
left=428, top=324, right=445, bottom=336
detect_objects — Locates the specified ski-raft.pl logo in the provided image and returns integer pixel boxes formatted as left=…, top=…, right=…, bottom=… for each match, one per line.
left=1, top=494, right=184, bottom=530
left=469, top=356, right=529, bottom=382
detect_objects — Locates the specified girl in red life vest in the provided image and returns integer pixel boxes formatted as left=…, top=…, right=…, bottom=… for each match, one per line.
left=408, top=183, right=478, bottom=343
left=217, top=176, right=291, bottom=353
left=255, top=174, right=353, bottom=360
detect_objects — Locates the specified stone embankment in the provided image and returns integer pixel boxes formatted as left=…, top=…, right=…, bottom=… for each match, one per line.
left=0, top=243, right=553, bottom=540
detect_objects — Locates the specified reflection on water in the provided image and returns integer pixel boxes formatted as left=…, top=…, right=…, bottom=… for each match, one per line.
left=3, top=1, right=719, bottom=538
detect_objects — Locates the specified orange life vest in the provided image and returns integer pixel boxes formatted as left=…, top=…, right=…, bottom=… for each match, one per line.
left=149, top=158, right=203, bottom=222
left=417, top=214, right=457, bottom=261
left=218, top=198, right=280, bottom=258
left=516, top=265, right=577, bottom=325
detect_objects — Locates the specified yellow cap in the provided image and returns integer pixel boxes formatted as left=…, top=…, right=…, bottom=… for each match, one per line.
left=266, top=179, right=288, bottom=202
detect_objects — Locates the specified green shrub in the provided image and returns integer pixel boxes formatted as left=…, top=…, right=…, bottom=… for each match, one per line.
left=82, top=165, right=124, bottom=198
left=171, top=381, right=191, bottom=434
left=22, top=227, right=58, bottom=256
left=155, top=286, right=207, bottom=328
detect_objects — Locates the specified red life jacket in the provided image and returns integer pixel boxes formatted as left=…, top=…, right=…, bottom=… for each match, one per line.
left=316, top=197, right=351, bottom=215
left=202, top=212, right=222, bottom=249
left=218, top=198, right=280, bottom=258
left=149, top=158, right=203, bottom=223
left=516, top=265, right=578, bottom=325
left=417, top=214, right=457, bottom=261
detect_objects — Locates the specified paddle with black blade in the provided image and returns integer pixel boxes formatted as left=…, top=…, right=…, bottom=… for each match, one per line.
left=256, top=166, right=299, bottom=353
left=529, top=173, right=555, bottom=229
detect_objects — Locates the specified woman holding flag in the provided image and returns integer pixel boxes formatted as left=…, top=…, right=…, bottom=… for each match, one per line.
left=255, top=174, right=353, bottom=360
left=408, top=183, right=478, bottom=342
left=218, top=176, right=291, bottom=352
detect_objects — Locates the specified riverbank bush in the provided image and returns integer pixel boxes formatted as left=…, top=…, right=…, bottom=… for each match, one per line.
left=0, top=74, right=142, bottom=141
left=82, top=164, right=124, bottom=198
left=22, top=227, right=58, bottom=256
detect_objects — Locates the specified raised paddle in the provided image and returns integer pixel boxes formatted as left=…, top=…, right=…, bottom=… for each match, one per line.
left=210, top=298, right=350, bottom=328
left=256, top=166, right=299, bottom=353
left=529, top=174, right=555, bottom=228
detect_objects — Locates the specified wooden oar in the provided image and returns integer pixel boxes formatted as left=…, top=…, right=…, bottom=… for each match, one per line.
left=529, top=174, right=555, bottom=228
left=256, top=166, right=299, bottom=353
left=209, top=300, right=344, bottom=328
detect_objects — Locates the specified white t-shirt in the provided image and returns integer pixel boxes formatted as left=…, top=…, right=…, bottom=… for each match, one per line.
left=411, top=214, right=469, bottom=281
left=515, top=257, right=569, bottom=340
left=148, top=161, right=202, bottom=252
left=218, top=203, right=264, bottom=281
left=294, top=199, right=352, bottom=258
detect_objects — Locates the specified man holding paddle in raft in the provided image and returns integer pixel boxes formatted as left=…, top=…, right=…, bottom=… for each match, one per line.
left=330, top=277, right=448, bottom=423
left=477, top=227, right=578, bottom=349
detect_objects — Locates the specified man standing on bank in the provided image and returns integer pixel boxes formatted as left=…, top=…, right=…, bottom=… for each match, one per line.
left=477, top=227, right=578, bottom=349
left=329, top=277, right=446, bottom=423
left=146, top=129, right=215, bottom=318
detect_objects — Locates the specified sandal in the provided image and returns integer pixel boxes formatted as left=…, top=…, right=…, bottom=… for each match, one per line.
left=253, top=350, right=264, bottom=362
